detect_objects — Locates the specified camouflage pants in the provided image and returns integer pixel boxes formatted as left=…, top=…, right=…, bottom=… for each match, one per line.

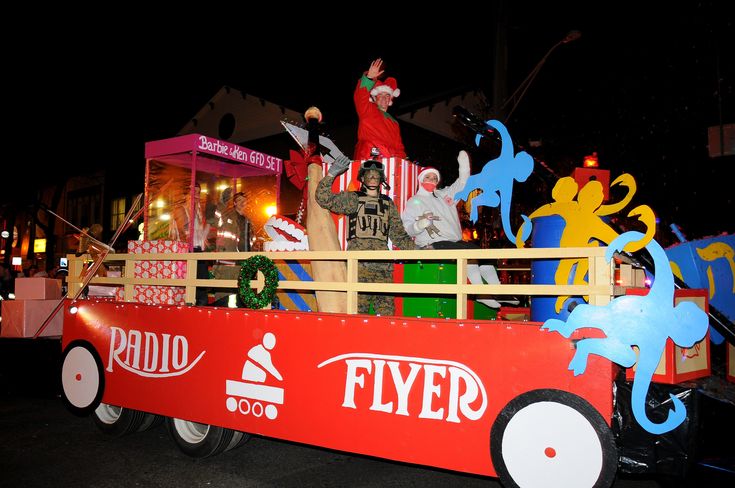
left=358, top=261, right=394, bottom=316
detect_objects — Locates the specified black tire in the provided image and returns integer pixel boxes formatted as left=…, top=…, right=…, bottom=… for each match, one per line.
left=92, top=403, right=146, bottom=437
left=166, top=417, right=237, bottom=458
left=60, top=340, right=105, bottom=417
left=137, top=412, right=164, bottom=432
left=225, top=431, right=252, bottom=452
left=490, top=389, right=617, bottom=488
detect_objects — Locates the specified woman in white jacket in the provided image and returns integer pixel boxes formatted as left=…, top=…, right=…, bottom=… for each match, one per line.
left=402, top=151, right=512, bottom=308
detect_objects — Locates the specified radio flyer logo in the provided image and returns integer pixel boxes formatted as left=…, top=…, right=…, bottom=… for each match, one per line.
left=106, top=327, right=205, bottom=378
left=318, top=353, right=487, bottom=423
left=225, top=332, right=284, bottom=420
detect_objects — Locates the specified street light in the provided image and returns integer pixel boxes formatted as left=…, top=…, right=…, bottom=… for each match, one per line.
left=501, top=30, right=582, bottom=122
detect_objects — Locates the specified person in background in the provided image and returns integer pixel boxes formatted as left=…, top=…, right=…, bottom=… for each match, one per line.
left=212, top=190, right=251, bottom=306
left=316, top=153, right=415, bottom=316
left=34, top=266, right=49, bottom=278
left=353, top=58, right=406, bottom=161
left=215, top=190, right=250, bottom=253
left=0, top=262, right=12, bottom=299
left=172, top=183, right=211, bottom=251
left=172, top=182, right=213, bottom=305
left=401, top=151, right=514, bottom=309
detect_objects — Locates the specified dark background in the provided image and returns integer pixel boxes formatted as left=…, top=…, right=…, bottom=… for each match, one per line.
left=7, top=2, right=733, bottom=240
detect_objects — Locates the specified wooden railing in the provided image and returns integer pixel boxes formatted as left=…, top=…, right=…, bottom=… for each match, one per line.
left=67, top=247, right=625, bottom=320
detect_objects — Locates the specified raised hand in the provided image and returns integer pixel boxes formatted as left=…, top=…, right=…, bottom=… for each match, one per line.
left=327, top=155, right=352, bottom=177
left=367, top=58, right=384, bottom=80
left=457, top=150, right=470, bottom=176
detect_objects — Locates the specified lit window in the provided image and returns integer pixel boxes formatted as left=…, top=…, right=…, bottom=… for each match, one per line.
left=110, top=197, right=126, bottom=231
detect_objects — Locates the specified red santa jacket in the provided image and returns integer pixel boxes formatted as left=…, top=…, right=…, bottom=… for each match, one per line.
left=353, top=75, right=406, bottom=161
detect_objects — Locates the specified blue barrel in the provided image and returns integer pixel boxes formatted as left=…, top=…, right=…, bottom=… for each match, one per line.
left=530, top=215, right=585, bottom=322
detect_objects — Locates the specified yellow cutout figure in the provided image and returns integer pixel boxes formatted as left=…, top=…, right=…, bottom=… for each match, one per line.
left=696, top=242, right=735, bottom=299
left=517, top=174, right=655, bottom=312
left=516, top=177, right=579, bottom=248
left=555, top=182, right=655, bottom=312
left=595, top=173, right=636, bottom=216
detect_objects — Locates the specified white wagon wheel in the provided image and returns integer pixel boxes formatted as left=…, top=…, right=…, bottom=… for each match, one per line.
left=60, top=341, right=105, bottom=416
left=490, top=389, right=617, bottom=488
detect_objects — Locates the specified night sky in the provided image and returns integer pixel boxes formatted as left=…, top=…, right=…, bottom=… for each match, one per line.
left=8, top=2, right=733, bottom=240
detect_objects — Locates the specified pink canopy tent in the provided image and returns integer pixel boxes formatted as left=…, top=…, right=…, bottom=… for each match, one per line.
left=144, top=134, right=282, bottom=252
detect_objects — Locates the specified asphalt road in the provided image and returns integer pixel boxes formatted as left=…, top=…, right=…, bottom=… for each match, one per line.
left=0, top=338, right=727, bottom=488
left=0, top=396, right=673, bottom=488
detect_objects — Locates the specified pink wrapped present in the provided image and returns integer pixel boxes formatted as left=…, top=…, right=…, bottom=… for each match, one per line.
left=128, top=240, right=188, bottom=279
left=133, top=285, right=186, bottom=305
left=134, top=259, right=187, bottom=279
left=14, top=278, right=62, bottom=300
left=127, top=239, right=189, bottom=254
left=121, top=240, right=189, bottom=305
left=1, top=299, right=63, bottom=337
left=113, top=285, right=186, bottom=305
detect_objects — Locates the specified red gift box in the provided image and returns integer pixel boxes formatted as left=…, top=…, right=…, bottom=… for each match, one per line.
left=572, top=167, right=611, bottom=201
left=124, top=240, right=188, bottom=305
left=1, top=299, right=63, bottom=337
left=128, top=239, right=188, bottom=254
left=134, top=260, right=187, bottom=279
left=128, top=240, right=188, bottom=279
left=112, top=284, right=186, bottom=306
left=132, top=285, right=186, bottom=305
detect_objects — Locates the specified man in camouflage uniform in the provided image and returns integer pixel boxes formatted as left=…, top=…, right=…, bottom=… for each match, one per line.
left=316, top=154, right=415, bottom=316
left=212, top=190, right=251, bottom=305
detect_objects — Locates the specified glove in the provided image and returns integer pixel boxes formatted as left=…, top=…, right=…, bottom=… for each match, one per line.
left=220, top=187, right=232, bottom=204
left=327, top=155, right=351, bottom=177
left=457, top=150, right=470, bottom=177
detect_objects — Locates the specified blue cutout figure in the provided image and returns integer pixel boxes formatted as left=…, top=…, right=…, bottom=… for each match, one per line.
left=454, top=120, right=534, bottom=245
left=542, top=231, right=709, bottom=434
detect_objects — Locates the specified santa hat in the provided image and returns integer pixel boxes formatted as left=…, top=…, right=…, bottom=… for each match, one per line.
left=370, top=77, right=401, bottom=98
left=417, top=166, right=441, bottom=185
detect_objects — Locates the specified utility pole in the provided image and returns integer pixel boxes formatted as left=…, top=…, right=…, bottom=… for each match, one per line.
left=492, top=0, right=509, bottom=121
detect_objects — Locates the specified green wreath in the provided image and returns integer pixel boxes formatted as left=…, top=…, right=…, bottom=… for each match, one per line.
left=238, top=255, right=279, bottom=309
